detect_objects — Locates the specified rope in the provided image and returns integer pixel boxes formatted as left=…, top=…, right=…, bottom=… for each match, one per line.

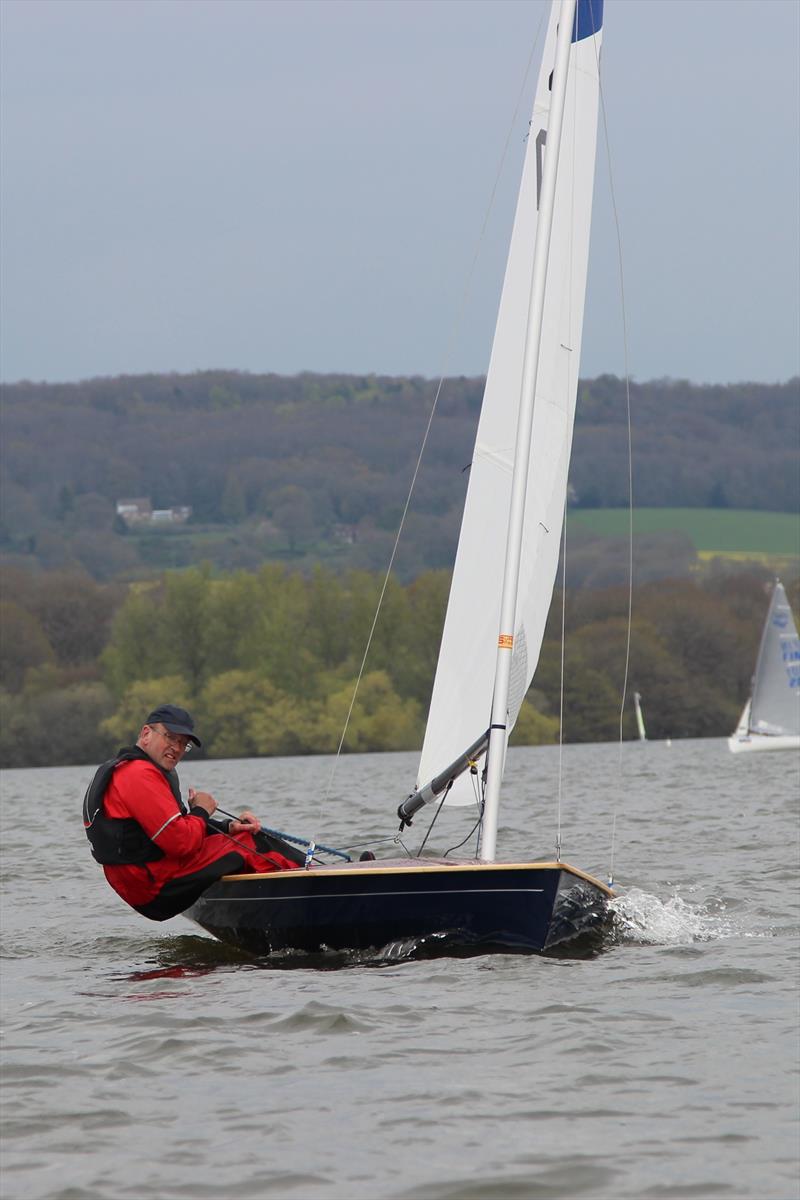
left=261, top=825, right=351, bottom=862
left=415, top=784, right=450, bottom=856
left=556, top=21, right=580, bottom=867
left=556, top=504, right=567, bottom=862
left=443, top=814, right=483, bottom=859
left=214, top=808, right=351, bottom=862
left=343, top=834, right=404, bottom=851
left=591, top=13, right=634, bottom=886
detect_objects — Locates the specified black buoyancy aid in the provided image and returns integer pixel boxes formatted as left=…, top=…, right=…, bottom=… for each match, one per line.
left=82, top=746, right=186, bottom=866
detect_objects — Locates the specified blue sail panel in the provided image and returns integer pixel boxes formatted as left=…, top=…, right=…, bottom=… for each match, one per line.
left=573, top=0, right=603, bottom=42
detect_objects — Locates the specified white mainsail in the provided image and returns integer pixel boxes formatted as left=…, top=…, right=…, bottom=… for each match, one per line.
left=417, top=0, right=603, bottom=804
left=729, top=580, right=800, bottom=753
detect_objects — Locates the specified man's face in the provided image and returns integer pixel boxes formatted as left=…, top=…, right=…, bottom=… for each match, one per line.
left=139, top=723, right=192, bottom=771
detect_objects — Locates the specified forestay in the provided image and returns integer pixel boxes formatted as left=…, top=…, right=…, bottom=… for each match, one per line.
left=417, top=0, right=604, bottom=803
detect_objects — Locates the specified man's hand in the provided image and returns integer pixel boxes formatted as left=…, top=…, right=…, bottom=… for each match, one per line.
left=229, top=809, right=261, bottom=835
left=187, top=787, right=217, bottom=816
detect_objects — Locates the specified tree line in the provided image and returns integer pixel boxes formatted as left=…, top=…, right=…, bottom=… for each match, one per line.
left=1, top=563, right=793, bottom=769
left=1, top=370, right=797, bottom=582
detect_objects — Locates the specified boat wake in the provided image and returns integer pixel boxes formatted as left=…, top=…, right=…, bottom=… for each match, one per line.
left=608, top=888, right=767, bottom=946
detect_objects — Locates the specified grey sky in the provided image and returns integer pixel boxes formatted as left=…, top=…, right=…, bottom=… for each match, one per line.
left=1, top=0, right=798, bottom=386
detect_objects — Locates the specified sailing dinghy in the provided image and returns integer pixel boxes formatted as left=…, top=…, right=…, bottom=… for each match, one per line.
left=728, top=580, right=800, bottom=754
left=187, top=0, right=614, bottom=957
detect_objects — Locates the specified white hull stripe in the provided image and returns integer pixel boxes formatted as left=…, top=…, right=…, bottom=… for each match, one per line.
left=201, top=887, right=546, bottom=904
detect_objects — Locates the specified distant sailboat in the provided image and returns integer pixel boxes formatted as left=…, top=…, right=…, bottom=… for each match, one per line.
left=728, top=580, right=800, bottom=754
left=633, top=692, right=647, bottom=742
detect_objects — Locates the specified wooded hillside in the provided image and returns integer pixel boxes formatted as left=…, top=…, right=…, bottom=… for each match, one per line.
left=2, top=371, right=797, bottom=581
left=2, top=370, right=797, bottom=766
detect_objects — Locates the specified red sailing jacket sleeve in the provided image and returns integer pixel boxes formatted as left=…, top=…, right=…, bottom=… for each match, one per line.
left=104, top=759, right=208, bottom=859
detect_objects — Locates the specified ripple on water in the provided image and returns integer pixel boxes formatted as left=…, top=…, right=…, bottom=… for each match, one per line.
left=673, top=966, right=778, bottom=987
left=394, top=1161, right=619, bottom=1199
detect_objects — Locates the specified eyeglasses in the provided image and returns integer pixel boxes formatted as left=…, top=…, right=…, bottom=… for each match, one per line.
left=149, top=725, right=193, bottom=753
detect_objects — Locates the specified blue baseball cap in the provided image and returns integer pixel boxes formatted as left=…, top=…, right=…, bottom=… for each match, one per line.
left=145, top=704, right=202, bottom=747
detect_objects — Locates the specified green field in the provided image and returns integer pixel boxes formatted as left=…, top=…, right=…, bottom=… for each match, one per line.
left=567, top=508, right=799, bottom=557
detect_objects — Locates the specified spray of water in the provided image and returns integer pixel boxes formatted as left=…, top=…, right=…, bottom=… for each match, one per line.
left=609, top=887, right=769, bottom=946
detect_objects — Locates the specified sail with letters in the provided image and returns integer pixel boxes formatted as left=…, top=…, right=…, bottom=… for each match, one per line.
left=729, top=580, right=800, bottom=753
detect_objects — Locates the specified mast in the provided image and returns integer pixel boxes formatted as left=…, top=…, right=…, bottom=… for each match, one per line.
left=480, top=0, right=578, bottom=862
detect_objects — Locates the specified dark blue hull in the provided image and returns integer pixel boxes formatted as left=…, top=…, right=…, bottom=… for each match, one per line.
left=186, top=859, right=613, bottom=958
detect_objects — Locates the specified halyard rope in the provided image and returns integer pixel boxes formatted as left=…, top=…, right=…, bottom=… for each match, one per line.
left=591, top=5, right=634, bottom=886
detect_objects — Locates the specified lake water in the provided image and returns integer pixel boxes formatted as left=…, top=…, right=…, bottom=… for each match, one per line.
left=1, top=739, right=798, bottom=1200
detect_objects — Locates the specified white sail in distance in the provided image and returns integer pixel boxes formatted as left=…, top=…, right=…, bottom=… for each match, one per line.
left=417, top=0, right=603, bottom=803
left=749, top=581, right=800, bottom=737
left=634, top=693, right=647, bottom=741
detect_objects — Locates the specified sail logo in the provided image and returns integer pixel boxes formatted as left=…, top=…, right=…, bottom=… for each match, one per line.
left=773, top=611, right=790, bottom=629
left=573, top=0, right=604, bottom=43
left=780, top=639, right=800, bottom=663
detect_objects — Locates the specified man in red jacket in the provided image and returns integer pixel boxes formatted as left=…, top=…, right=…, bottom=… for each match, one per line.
left=83, top=704, right=300, bottom=921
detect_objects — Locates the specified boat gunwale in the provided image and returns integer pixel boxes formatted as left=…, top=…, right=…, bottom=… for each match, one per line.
left=217, top=859, right=615, bottom=897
